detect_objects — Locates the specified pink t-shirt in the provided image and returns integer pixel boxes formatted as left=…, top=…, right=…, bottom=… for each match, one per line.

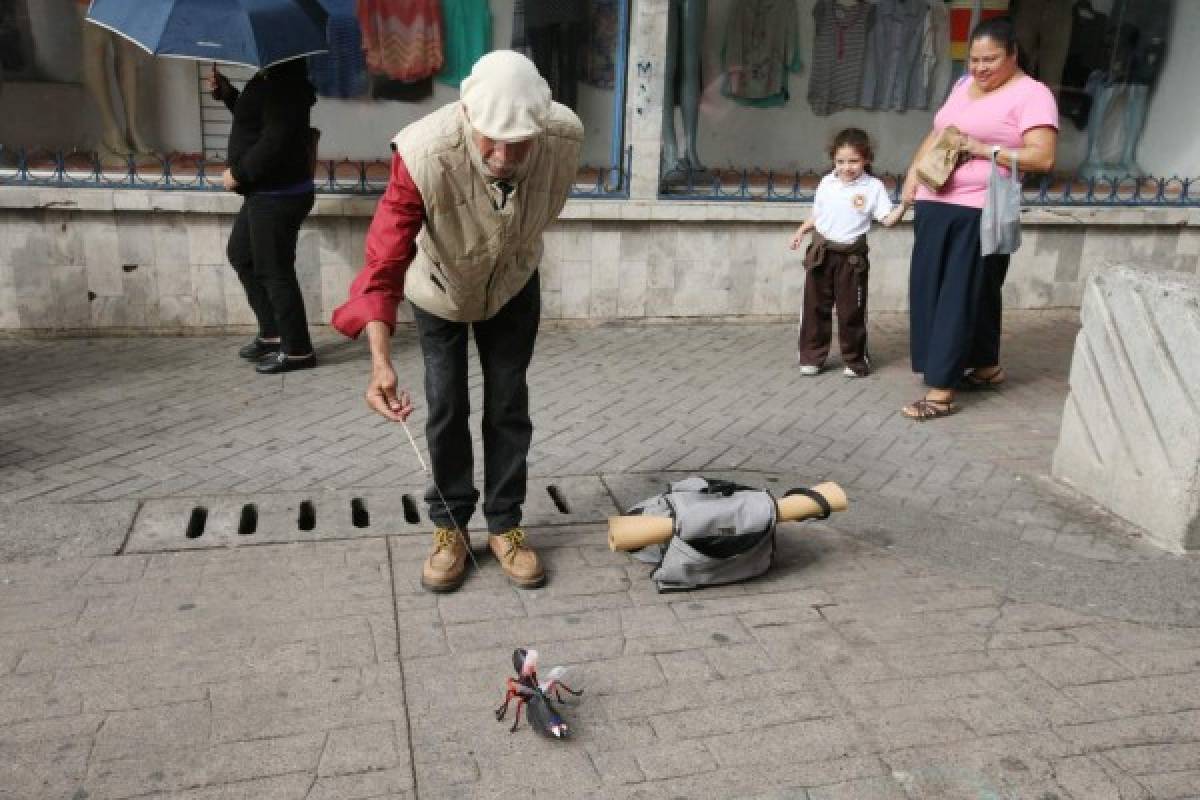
left=916, top=74, right=1058, bottom=209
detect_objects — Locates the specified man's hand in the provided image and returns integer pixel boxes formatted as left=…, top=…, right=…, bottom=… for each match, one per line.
left=221, top=168, right=238, bottom=191
left=366, top=360, right=413, bottom=421
left=363, top=321, right=412, bottom=421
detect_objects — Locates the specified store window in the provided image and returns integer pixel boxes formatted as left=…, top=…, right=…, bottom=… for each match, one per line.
left=0, top=0, right=630, bottom=197
left=659, top=0, right=1199, bottom=205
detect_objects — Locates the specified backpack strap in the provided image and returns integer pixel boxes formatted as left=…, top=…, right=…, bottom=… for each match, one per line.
left=782, top=487, right=831, bottom=519
left=701, top=478, right=755, bottom=496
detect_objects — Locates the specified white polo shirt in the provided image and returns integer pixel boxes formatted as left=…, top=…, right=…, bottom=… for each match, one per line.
left=812, top=171, right=894, bottom=245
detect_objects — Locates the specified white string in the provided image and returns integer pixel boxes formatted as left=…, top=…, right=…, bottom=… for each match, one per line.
left=399, top=418, right=480, bottom=572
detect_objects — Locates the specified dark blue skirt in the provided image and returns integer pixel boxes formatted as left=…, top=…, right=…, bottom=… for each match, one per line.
left=909, top=200, right=1011, bottom=388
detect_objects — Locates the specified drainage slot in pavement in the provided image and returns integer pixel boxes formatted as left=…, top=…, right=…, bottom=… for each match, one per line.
left=185, top=507, right=208, bottom=539
left=238, top=504, right=258, bottom=536
left=298, top=500, right=316, bottom=531
left=351, top=497, right=370, bottom=528
left=401, top=494, right=420, bottom=525
left=546, top=484, right=571, bottom=515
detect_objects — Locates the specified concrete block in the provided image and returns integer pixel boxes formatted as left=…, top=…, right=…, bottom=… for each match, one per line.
left=185, top=215, right=225, bottom=266
left=1052, top=265, right=1200, bottom=552
left=191, top=262, right=228, bottom=326
left=153, top=213, right=191, bottom=272
left=560, top=260, right=591, bottom=318
left=157, top=294, right=198, bottom=327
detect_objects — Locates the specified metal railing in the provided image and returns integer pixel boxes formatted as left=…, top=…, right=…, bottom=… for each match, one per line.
left=658, top=164, right=1200, bottom=207
left=0, top=146, right=632, bottom=199
left=4, top=147, right=1195, bottom=206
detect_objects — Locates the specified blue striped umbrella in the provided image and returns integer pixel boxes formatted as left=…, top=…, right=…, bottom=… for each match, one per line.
left=86, top=0, right=329, bottom=69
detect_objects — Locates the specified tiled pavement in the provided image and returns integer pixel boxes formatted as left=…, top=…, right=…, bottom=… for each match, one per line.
left=2, top=312, right=1199, bottom=799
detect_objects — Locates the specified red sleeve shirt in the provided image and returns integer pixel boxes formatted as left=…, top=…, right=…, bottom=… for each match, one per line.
left=330, top=153, right=426, bottom=338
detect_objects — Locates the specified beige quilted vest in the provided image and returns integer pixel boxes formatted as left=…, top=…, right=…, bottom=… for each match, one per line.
left=393, top=102, right=583, bottom=322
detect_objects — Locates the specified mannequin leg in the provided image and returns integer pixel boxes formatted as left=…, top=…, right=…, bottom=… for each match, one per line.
left=1116, top=84, right=1149, bottom=175
left=1079, top=82, right=1116, bottom=179
left=678, top=0, right=706, bottom=173
left=114, top=38, right=154, bottom=155
left=661, top=0, right=681, bottom=174
left=77, top=8, right=132, bottom=156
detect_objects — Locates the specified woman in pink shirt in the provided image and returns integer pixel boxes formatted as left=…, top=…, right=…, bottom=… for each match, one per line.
left=899, top=18, right=1058, bottom=420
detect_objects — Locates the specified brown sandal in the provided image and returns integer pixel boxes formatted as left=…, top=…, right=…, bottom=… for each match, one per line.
left=961, top=367, right=1006, bottom=390
left=901, top=397, right=958, bottom=420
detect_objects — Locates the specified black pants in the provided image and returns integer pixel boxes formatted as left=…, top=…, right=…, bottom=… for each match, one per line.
left=909, top=200, right=1010, bottom=388
left=797, top=251, right=869, bottom=372
left=227, top=192, right=315, bottom=356
left=411, top=273, right=540, bottom=534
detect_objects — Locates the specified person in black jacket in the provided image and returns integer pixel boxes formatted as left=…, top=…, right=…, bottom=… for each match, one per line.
left=210, top=60, right=319, bottom=374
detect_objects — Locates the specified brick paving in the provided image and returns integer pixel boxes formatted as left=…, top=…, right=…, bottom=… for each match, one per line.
left=2, top=311, right=1200, bottom=799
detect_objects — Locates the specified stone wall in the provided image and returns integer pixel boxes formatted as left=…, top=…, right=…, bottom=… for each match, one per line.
left=1052, top=265, right=1200, bottom=553
left=2, top=189, right=1200, bottom=332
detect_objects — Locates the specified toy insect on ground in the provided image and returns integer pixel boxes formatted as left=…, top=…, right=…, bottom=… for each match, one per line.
left=494, top=648, right=582, bottom=738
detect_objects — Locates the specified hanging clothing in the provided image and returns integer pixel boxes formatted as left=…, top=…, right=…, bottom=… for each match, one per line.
left=808, top=0, right=872, bottom=117
left=945, top=0, right=1009, bottom=89
left=437, top=0, right=492, bottom=88
left=1012, top=0, right=1073, bottom=90
left=357, top=0, right=444, bottom=82
left=308, top=0, right=368, bottom=98
left=523, top=0, right=588, bottom=27
left=520, top=0, right=587, bottom=109
left=1060, top=2, right=1109, bottom=129
left=581, top=0, right=620, bottom=89
left=920, top=0, right=948, bottom=102
left=510, top=0, right=531, bottom=55
left=721, top=0, right=803, bottom=108
left=1108, top=0, right=1171, bottom=86
left=860, top=0, right=934, bottom=111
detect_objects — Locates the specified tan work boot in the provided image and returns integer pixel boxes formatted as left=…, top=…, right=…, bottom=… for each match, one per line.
left=421, top=527, right=470, bottom=592
left=488, top=527, right=545, bottom=588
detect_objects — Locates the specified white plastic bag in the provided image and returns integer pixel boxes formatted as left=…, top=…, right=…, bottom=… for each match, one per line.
left=981, top=150, right=1022, bottom=256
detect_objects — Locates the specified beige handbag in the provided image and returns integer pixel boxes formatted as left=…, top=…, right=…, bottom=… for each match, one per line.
left=915, top=126, right=968, bottom=192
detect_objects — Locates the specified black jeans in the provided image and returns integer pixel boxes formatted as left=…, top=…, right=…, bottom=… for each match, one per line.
left=227, top=192, right=315, bottom=356
left=412, top=272, right=540, bottom=533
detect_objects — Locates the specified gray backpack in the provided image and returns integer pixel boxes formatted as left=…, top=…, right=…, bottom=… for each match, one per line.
left=627, top=477, right=831, bottom=592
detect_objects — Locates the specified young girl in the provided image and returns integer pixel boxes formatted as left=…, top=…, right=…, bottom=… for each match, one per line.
left=789, top=128, right=906, bottom=377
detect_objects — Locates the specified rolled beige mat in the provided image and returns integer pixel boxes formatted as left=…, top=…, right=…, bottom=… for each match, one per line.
left=607, top=481, right=847, bottom=551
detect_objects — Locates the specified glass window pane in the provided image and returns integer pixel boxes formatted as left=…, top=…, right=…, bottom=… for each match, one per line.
left=0, top=0, right=628, bottom=193
left=659, top=0, right=1197, bottom=204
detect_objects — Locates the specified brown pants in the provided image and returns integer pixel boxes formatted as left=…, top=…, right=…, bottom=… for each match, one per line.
left=797, top=250, right=869, bottom=372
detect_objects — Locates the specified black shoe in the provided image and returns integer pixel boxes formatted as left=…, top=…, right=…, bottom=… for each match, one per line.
left=255, top=352, right=317, bottom=374
left=238, top=337, right=280, bottom=360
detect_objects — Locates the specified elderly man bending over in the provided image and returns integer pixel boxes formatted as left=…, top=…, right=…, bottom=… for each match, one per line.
left=332, top=52, right=583, bottom=593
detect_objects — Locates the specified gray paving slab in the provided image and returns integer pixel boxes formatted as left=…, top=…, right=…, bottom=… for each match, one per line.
left=0, top=500, right=135, bottom=561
